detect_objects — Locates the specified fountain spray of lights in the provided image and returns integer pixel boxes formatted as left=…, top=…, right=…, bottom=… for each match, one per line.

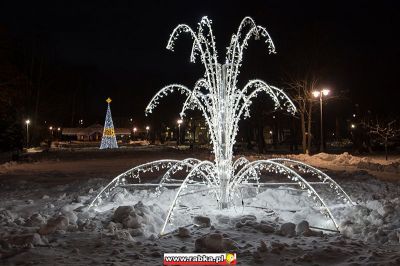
left=88, top=16, right=355, bottom=235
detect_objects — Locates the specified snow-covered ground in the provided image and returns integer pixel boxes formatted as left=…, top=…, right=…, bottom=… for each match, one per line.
left=1, top=148, right=400, bottom=265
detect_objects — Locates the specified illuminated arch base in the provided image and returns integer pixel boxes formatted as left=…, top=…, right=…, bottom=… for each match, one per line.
left=88, top=157, right=355, bottom=235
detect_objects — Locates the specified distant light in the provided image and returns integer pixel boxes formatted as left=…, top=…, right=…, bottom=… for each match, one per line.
left=146, top=126, right=150, bottom=130
left=130, top=118, right=133, bottom=122
left=352, top=114, right=356, bottom=118
left=322, top=89, right=330, bottom=96
left=25, top=119, right=30, bottom=125
left=177, top=119, right=183, bottom=125
left=312, top=91, right=320, bottom=98
left=269, top=130, right=273, bottom=135
left=49, top=126, right=53, bottom=130
left=272, top=115, right=276, bottom=119
left=133, top=127, right=137, bottom=132
left=351, top=124, right=356, bottom=129
left=57, top=127, right=61, bottom=131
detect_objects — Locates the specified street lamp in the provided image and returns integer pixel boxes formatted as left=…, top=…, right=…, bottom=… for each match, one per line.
left=313, top=88, right=330, bottom=151
left=49, top=126, right=53, bottom=137
left=133, top=127, right=137, bottom=140
left=25, top=119, right=30, bottom=148
left=145, top=126, right=150, bottom=140
left=351, top=124, right=356, bottom=129
left=177, top=119, right=183, bottom=145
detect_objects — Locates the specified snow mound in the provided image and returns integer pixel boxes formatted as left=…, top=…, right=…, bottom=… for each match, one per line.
left=111, top=201, right=164, bottom=237
left=340, top=198, right=400, bottom=244
left=38, top=215, right=69, bottom=235
left=195, top=233, right=238, bottom=252
left=289, top=152, right=400, bottom=173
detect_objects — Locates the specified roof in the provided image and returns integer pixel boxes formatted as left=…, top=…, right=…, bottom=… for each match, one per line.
left=62, top=124, right=131, bottom=136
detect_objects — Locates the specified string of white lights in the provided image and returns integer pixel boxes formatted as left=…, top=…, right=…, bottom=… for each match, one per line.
left=100, top=98, right=118, bottom=149
left=89, top=16, right=354, bottom=235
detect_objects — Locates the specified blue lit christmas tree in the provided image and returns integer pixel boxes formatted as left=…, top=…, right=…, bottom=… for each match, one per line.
left=100, top=97, right=118, bottom=149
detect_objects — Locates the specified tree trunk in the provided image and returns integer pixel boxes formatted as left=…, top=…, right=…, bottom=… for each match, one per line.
left=306, top=103, right=313, bottom=154
left=300, top=112, right=306, bottom=153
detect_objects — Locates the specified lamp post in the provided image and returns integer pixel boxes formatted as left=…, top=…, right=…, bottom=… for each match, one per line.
left=177, top=119, right=183, bottom=145
left=133, top=127, right=137, bottom=140
left=146, top=126, right=150, bottom=140
left=313, top=89, right=330, bottom=151
left=25, top=119, right=30, bottom=148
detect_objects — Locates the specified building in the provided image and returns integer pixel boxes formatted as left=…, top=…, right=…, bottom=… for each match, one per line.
left=62, top=124, right=131, bottom=141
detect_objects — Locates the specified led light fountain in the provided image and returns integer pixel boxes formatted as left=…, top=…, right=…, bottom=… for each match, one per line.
left=88, top=16, right=354, bottom=235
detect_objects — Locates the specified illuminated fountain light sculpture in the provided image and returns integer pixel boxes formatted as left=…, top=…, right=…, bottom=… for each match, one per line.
left=89, top=17, right=354, bottom=234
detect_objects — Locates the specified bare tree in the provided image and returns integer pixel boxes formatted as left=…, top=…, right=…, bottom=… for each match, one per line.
left=286, top=75, right=320, bottom=154
left=363, top=119, right=400, bottom=160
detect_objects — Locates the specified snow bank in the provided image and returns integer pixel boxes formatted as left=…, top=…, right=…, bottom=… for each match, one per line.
left=0, top=161, right=18, bottom=173
left=289, top=152, right=400, bottom=174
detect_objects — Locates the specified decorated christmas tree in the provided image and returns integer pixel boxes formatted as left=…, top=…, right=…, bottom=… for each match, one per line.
left=100, top=98, right=118, bottom=149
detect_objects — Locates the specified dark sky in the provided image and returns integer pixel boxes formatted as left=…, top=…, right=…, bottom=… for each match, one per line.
left=1, top=0, right=399, bottom=126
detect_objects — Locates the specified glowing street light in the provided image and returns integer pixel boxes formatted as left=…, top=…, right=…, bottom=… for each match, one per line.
left=351, top=124, right=356, bottom=129
left=133, top=127, right=137, bottom=140
left=49, top=126, right=54, bottom=137
left=177, top=119, right=183, bottom=145
left=146, top=126, right=150, bottom=140
left=25, top=119, right=30, bottom=148
left=313, top=88, right=330, bottom=151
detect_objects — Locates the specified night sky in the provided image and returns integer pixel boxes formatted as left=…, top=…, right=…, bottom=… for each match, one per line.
left=1, top=0, right=399, bottom=127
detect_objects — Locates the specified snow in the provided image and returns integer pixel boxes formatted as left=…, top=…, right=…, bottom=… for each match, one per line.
left=1, top=149, right=400, bottom=265
left=288, top=152, right=400, bottom=174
